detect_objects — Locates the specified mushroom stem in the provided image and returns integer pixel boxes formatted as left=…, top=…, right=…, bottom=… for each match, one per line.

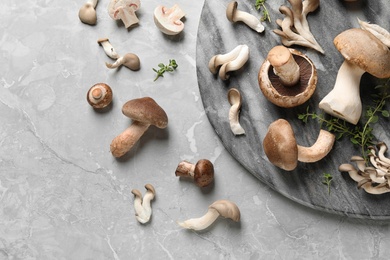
left=178, top=208, right=220, bottom=231
left=227, top=88, right=245, bottom=135
left=297, top=130, right=336, bottom=163
left=98, top=38, right=119, bottom=59
left=162, top=4, right=185, bottom=24
left=175, top=161, right=195, bottom=178
left=267, top=45, right=300, bottom=87
left=110, top=121, right=150, bottom=158
left=319, top=60, right=365, bottom=125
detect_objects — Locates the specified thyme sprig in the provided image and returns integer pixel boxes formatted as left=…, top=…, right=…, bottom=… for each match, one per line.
left=255, top=0, right=271, bottom=22
left=153, top=59, right=178, bottom=81
left=322, top=173, right=333, bottom=195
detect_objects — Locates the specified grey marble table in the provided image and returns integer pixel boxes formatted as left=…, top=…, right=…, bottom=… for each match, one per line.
left=2, top=0, right=390, bottom=259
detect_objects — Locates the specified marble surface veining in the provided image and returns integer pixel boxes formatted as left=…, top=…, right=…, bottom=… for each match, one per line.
left=1, top=0, right=390, bottom=259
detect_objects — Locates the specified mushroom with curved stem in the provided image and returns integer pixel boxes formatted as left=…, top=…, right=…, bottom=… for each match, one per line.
left=108, top=0, right=141, bottom=29
left=208, top=45, right=243, bottom=75
left=79, top=0, right=98, bottom=25
left=258, top=46, right=317, bottom=108
left=175, top=159, right=214, bottom=187
left=86, top=83, right=113, bottom=109
left=263, top=119, right=335, bottom=171
left=131, top=184, right=156, bottom=224
left=106, top=53, right=140, bottom=71
left=358, top=18, right=390, bottom=47
left=97, top=38, right=119, bottom=59
left=226, top=1, right=264, bottom=33
left=154, top=4, right=186, bottom=35
left=227, top=88, right=245, bottom=135
left=318, top=28, right=390, bottom=125
left=177, top=200, right=240, bottom=231
left=110, top=97, right=168, bottom=158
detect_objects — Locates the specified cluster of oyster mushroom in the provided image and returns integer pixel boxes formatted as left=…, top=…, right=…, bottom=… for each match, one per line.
left=339, top=143, right=390, bottom=194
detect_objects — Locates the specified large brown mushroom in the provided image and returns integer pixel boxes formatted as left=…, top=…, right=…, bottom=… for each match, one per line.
left=258, top=46, right=317, bottom=108
left=110, top=97, right=168, bottom=157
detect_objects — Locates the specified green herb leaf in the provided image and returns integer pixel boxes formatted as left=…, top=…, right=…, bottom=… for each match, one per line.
left=153, top=59, right=179, bottom=81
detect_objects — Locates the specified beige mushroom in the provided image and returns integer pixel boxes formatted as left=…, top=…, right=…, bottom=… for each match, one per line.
left=175, top=159, right=214, bottom=187
left=178, top=200, right=240, bottom=231
left=110, top=97, right=168, bottom=157
left=79, top=0, right=98, bottom=25
left=154, top=4, right=186, bottom=35
left=106, top=53, right=140, bottom=71
left=263, top=119, right=335, bottom=171
left=358, top=18, right=390, bottom=47
left=97, top=38, right=119, bottom=59
left=226, top=1, right=264, bottom=33
left=258, top=46, right=317, bottom=108
left=227, top=88, right=245, bottom=135
left=131, top=184, right=156, bottom=224
left=108, top=0, right=141, bottom=28
left=86, top=83, right=113, bottom=109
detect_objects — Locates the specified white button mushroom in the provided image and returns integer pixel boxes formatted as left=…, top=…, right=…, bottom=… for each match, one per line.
left=79, top=0, right=98, bottom=25
left=153, top=4, right=186, bottom=35
left=108, top=0, right=141, bottom=29
left=131, top=184, right=156, bottom=224
left=226, top=1, right=264, bottom=33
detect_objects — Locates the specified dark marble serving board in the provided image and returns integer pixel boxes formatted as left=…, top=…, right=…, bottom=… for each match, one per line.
left=196, top=0, right=390, bottom=219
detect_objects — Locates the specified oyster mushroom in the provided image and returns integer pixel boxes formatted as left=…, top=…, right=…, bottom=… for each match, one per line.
left=226, top=1, right=264, bottom=33
left=79, top=0, right=98, bottom=25
left=97, top=38, right=119, bottom=59
left=263, top=119, right=335, bottom=171
left=110, top=97, right=168, bottom=158
left=106, top=53, right=140, bottom=71
left=108, top=0, right=141, bottom=28
left=154, top=4, right=186, bottom=35
left=178, top=200, right=240, bottom=231
left=86, top=83, right=113, bottom=109
left=227, top=88, right=245, bottom=135
left=131, top=184, right=155, bottom=224
left=175, top=159, right=214, bottom=188
left=258, top=46, right=317, bottom=108
left=319, top=28, right=390, bottom=125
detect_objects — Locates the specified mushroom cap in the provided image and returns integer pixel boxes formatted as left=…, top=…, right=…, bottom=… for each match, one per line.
left=153, top=5, right=185, bottom=35
left=86, top=83, right=113, bottom=109
left=334, top=28, right=390, bottom=78
left=258, top=48, right=317, bottom=108
left=263, top=119, right=298, bottom=171
left=79, top=3, right=97, bottom=25
left=209, top=200, right=240, bottom=222
left=123, top=53, right=140, bottom=71
left=144, top=183, right=155, bottom=195
left=122, top=97, right=168, bottom=128
left=227, top=88, right=242, bottom=107
left=194, top=159, right=215, bottom=187
left=131, top=189, right=143, bottom=198
left=226, top=1, right=238, bottom=22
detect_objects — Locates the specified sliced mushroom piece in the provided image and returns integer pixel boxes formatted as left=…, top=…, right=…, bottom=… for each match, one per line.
left=154, top=4, right=186, bottom=35
left=376, top=142, right=390, bottom=166
left=226, top=1, right=264, bottom=33
left=263, top=119, right=335, bottom=171
left=258, top=46, right=317, bottom=108
left=178, top=200, right=240, bottom=231
left=131, top=184, right=156, bottom=224
left=106, top=53, right=140, bottom=71
left=227, top=88, right=245, bottom=135
left=97, top=38, right=119, bottom=59
left=175, top=159, right=214, bottom=187
left=79, top=0, right=98, bottom=25
left=86, top=83, right=113, bottom=109
left=108, top=0, right=141, bottom=28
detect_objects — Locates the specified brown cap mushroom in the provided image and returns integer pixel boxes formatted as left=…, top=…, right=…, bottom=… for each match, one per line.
left=319, top=28, right=390, bottom=125
left=86, top=83, right=113, bottom=109
left=263, top=119, right=335, bottom=171
left=258, top=46, right=317, bottom=108
left=110, top=97, right=168, bottom=157
left=226, top=1, right=264, bottom=33
left=175, top=159, right=214, bottom=187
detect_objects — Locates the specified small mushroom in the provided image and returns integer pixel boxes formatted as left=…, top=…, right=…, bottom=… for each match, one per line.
left=263, top=119, right=335, bottom=171
left=153, top=4, right=186, bottom=35
left=175, top=159, right=214, bottom=187
left=178, top=200, right=240, bottom=231
left=86, top=83, right=113, bottom=109
left=79, top=0, right=98, bottom=25
left=227, top=88, right=245, bottom=135
left=106, top=53, right=140, bottom=71
left=319, top=28, right=390, bottom=125
left=97, top=38, right=119, bottom=59
left=108, top=0, right=141, bottom=28
left=110, top=97, right=168, bottom=158
left=226, top=1, right=264, bottom=33
left=258, top=46, right=317, bottom=108
left=131, top=184, right=155, bottom=224
left=208, top=45, right=243, bottom=75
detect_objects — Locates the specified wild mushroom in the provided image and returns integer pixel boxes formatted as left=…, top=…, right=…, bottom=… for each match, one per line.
left=178, top=200, right=240, bottom=231
left=79, top=0, right=98, bottom=25
left=110, top=97, right=168, bottom=158
left=209, top=45, right=250, bottom=81
left=153, top=4, right=186, bottom=35
left=358, top=18, right=390, bottom=47
left=106, top=53, right=140, bottom=71
left=175, top=159, right=214, bottom=187
left=227, top=88, right=245, bottom=135
left=131, top=184, right=155, bottom=224
left=226, top=1, right=264, bottom=33
left=263, top=119, right=335, bottom=171
left=258, top=46, right=317, bottom=108
left=86, top=83, right=113, bottom=109
left=318, top=28, right=390, bottom=125
left=97, top=38, right=119, bottom=59
left=273, top=0, right=324, bottom=54
left=108, top=0, right=141, bottom=29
